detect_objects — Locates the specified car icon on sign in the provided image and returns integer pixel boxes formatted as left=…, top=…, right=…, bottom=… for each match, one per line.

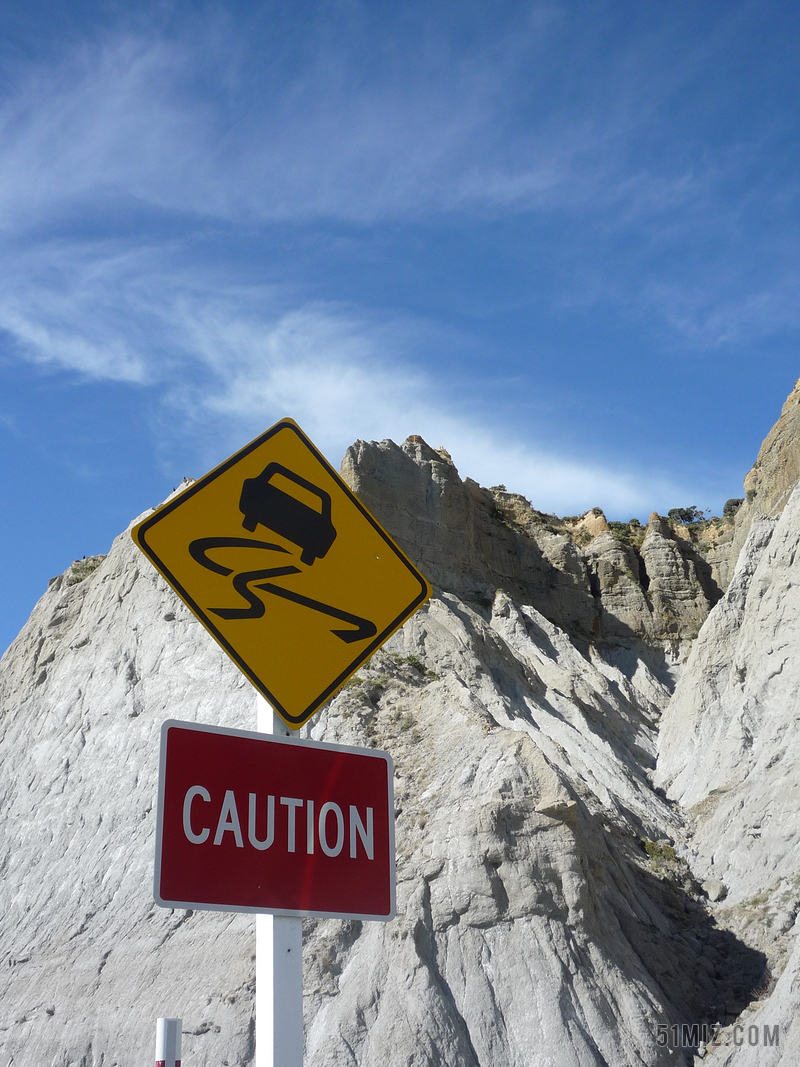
left=239, top=463, right=337, bottom=566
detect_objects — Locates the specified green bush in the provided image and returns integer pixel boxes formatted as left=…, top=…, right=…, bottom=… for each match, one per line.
left=608, top=521, right=645, bottom=548
left=643, top=840, right=677, bottom=862
left=723, top=498, right=744, bottom=517
left=400, top=655, right=424, bottom=673
left=67, top=556, right=106, bottom=586
left=667, top=506, right=705, bottom=525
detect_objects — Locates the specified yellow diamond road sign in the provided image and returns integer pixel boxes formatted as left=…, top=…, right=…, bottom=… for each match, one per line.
left=132, top=419, right=432, bottom=728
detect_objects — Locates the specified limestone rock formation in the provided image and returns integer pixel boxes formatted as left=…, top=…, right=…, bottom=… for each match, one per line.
left=4, top=381, right=800, bottom=1066
left=721, top=375, right=800, bottom=588
left=0, top=542, right=257, bottom=1067
left=342, top=437, right=719, bottom=656
left=638, top=516, right=714, bottom=641
left=656, top=484, right=800, bottom=1065
left=2, top=511, right=706, bottom=1067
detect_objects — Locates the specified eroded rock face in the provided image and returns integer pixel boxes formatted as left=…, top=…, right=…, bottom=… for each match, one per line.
left=0, top=533, right=257, bottom=1067
left=639, top=516, right=715, bottom=640
left=1, top=452, right=760, bottom=1067
left=342, top=437, right=718, bottom=656
left=341, top=438, right=600, bottom=641
left=654, top=405, right=800, bottom=1066
left=7, top=383, right=800, bottom=1066
left=656, top=483, right=800, bottom=906
left=300, top=590, right=770, bottom=1067
left=720, top=376, right=800, bottom=589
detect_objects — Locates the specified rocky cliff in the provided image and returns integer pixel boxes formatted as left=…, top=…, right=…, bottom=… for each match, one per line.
left=2, top=382, right=800, bottom=1066
left=725, top=377, right=800, bottom=583
left=655, top=392, right=800, bottom=1065
left=342, top=438, right=720, bottom=653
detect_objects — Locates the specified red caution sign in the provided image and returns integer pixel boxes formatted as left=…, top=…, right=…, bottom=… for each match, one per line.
left=155, top=721, right=395, bottom=921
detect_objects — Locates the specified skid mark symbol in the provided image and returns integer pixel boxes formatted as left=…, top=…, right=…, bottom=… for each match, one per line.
left=188, top=536, right=376, bottom=642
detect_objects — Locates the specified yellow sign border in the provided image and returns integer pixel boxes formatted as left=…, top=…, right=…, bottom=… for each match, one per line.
left=132, top=419, right=431, bottom=727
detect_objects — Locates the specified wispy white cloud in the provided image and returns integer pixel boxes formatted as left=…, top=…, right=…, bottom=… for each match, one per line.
left=190, top=315, right=684, bottom=516
left=0, top=235, right=687, bottom=515
left=0, top=4, right=792, bottom=523
left=640, top=274, right=800, bottom=350
left=0, top=410, right=18, bottom=434
left=0, top=304, right=144, bottom=381
left=0, top=11, right=703, bottom=231
left=0, top=36, right=203, bottom=230
left=0, top=240, right=169, bottom=381
left=0, top=6, right=796, bottom=357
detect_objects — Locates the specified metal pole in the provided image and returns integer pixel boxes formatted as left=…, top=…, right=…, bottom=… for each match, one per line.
left=255, top=694, right=304, bottom=1067
left=155, top=1017, right=181, bottom=1067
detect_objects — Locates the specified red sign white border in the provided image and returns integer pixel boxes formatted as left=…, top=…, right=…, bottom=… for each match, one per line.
left=154, top=719, right=396, bottom=921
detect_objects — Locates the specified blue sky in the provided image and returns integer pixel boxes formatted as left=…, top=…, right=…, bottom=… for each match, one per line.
left=1, top=0, right=799, bottom=653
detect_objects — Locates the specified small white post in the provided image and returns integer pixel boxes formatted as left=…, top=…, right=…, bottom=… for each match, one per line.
left=155, top=1017, right=181, bottom=1067
left=256, top=694, right=304, bottom=1067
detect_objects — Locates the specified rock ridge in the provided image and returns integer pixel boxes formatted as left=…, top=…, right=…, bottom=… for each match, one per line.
left=342, top=436, right=719, bottom=662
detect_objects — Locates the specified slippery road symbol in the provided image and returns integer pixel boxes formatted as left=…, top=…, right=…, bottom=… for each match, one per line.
left=131, top=416, right=432, bottom=728
left=188, top=464, right=378, bottom=644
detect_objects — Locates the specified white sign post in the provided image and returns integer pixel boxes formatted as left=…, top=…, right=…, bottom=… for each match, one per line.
left=255, top=694, right=303, bottom=1067
left=155, top=1017, right=181, bottom=1067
